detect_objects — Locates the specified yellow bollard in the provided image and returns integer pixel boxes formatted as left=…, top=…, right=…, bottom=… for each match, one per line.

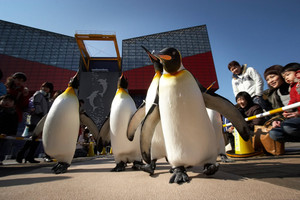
left=100, top=147, right=106, bottom=155
left=87, top=142, right=95, bottom=157
left=110, top=147, right=112, bottom=154
left=226, top=128, right=262, bottom=158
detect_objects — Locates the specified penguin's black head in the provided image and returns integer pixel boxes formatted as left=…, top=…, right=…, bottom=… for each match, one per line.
left=118, top=73, right=128, bottom=89
left=68, top=72, right=79, bottom=89
left=156, top=47, right=182, bottom=74
left=141, top=46, right=163, bottom=73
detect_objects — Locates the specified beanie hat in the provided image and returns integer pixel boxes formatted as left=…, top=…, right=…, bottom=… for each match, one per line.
left=264, top=65, right=283, bottom=79
left=281, top=62, right=300, bottom=74
left=12, top=72, right=27, bottom=82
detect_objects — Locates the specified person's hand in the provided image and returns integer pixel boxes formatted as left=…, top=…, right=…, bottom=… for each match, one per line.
left=227, top=126, right=234, bottom=133
left=272, top=121, right=281, bottom=128
left=282, top=111, right=299, bottom=118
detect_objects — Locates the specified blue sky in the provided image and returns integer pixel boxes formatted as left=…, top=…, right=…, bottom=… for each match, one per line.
left=1, top=0, right=299, bottom=103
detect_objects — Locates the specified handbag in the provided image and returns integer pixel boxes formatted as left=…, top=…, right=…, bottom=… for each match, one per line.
left=253, top=125, right=285, bottom=156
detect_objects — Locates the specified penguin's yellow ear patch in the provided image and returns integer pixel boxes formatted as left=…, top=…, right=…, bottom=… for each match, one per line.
left=159, top=55, right=172, bottom=60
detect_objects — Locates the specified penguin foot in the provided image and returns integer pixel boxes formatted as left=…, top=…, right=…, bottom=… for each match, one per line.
left=220, top=154, right=235, bottom=163
left=140, top=159, right=157, bottom=175
left=169, top=166, right=189, bottom=184
left=111, top=161, right=126, bottom=172
left=51, top=162, right=70, bottom=174
left=132, top=160, right=144, bottom=170
left=203, top=163, right=219, bottom=176
left=169, top=165, right=191, bottom=174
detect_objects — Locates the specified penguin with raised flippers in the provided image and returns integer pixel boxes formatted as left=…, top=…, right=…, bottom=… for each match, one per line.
left=141, top=47, right=250, bottom=184
left=101, top=74, right=143, bottom=172
left=42, top=73, right=80, bottom=174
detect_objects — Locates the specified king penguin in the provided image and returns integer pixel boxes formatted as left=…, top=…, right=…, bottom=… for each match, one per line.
left=128, top=46, right=167, bottom=175
left=42, top=73, right=80, bottom=174
left=107, top=74, right=143, bottom=171
left=140, top=47, right=250, bottom=184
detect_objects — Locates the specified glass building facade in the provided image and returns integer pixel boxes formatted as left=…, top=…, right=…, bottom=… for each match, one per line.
left=0, top=19, right=80, bottom=70
left=122, top=25, right=211, bottom=71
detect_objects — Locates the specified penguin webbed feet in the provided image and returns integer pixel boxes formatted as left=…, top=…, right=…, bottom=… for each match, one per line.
left=132, top=160, right=144, bottom=171
left=111, top=161, right=126, bottom=172
left=203, top=163, right=219, bottom=176
left=169, top=166, right=189, bottom=184
left=51, top=162, right=70, bottom=174
left=219, top=154, right=235, bottom=163
left=140, top=159, right=157, bottom=175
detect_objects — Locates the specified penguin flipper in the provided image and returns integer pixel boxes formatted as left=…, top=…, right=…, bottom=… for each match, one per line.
left=32, top=114, right=47, bottom=138
left=140, top=101, right=160, bottom=164
left=98, top=115, right=111, bottom=151
left=127, top=101, right=146, bottom=141
left=80, top=112, right=99, bottom=141
left=202, top=92, right=250, bottom=141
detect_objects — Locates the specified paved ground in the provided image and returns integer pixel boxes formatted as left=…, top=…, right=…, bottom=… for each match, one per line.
left=1, top=143, right=300, bottom=200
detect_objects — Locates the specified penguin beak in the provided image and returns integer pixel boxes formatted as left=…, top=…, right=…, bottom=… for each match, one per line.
left=68, top=71, right=80, bottom=89
left=155, top=54, right=172, bottom=61
left=141, top=45, right=160, bottom=63
left=119, top=73, right=128, bottom=89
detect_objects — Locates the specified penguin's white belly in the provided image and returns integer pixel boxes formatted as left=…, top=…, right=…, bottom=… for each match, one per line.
left=43, top=94, right=80, bottom=164
left=146, top=75, right=166, bottom=160
left=159, top=71, right=218, bottom=167
left=110, top=92, right=141, bottom=163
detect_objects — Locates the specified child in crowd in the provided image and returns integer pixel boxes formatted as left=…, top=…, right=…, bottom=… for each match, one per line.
left=269, top=63, right=300, bottom=142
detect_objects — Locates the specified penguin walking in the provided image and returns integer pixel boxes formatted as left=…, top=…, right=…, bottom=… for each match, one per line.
left=103, top=74, right=143, bottom=171
left=42, top=73, right=80, bottom=174
left=141, top=47, right=250, bottom=184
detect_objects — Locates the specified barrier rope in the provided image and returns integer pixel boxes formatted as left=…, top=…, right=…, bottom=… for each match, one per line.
left=0, top=135, right=41, bottom=141
left=0, top=135, right=94, bottom=145
left=223, top=102, right=300, bottom=127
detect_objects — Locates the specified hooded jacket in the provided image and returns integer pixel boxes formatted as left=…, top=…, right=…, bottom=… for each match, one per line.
left=232, top=64, right=264, bottom=98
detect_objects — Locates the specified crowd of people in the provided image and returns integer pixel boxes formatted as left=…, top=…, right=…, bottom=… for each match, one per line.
left=0, top=61, right=299, bottom=164
left=0, top=70, right=100, bottom=165
left=225, top=61, right=300, bottom=152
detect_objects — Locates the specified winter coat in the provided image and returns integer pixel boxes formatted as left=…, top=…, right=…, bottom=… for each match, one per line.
left=232, top=64, right=264, bottom=98
left=238, top=104, right=266, bottom=131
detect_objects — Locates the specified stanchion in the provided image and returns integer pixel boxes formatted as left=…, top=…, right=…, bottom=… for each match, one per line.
left=87, top=142, right=95, bottom=157
left=100, top=147, right=106, bottom=155
left=226, top=128, right=262, bottom=158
